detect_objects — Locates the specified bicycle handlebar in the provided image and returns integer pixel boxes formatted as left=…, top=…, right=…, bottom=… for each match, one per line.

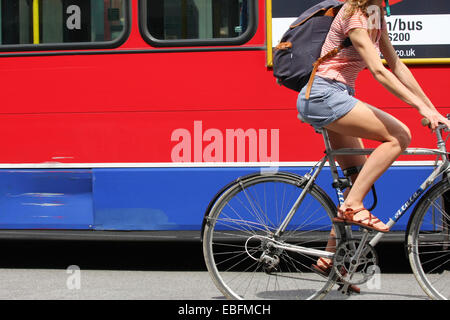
left=421, top=117, right=449, bottom=152
left=421, top=118, right=449, bottom=131
left=421, top=118, right=430, bottom=127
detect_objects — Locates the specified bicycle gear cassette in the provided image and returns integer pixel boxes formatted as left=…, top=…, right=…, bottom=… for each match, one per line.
left=333, top=240, right=379, bottom=286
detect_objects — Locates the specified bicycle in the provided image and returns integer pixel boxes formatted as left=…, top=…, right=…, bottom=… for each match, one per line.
left=201, top=118, right=450, bottom=300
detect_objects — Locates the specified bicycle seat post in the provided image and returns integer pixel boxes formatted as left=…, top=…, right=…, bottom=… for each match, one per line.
left=321, top=128, right=346, bottom=207
left=320, top=128, right=333, bottom=154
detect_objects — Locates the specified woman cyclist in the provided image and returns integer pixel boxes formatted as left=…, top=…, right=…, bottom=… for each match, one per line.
left=297, top=0, right=450, bottom=291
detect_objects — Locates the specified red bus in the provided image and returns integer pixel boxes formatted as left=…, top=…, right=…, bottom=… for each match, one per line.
left=0, top=0, right=448, bottom=238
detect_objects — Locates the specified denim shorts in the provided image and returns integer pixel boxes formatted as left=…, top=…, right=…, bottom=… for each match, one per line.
left=297, top=76, right=359, bottom=130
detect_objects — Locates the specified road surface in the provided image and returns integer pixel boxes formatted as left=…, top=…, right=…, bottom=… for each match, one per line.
left=0, top=269, right=432, bottom=300
left=0, top=239, right=434, bottom=300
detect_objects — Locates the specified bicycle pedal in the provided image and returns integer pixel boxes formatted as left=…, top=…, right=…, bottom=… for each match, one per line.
left=337, top=281, right=360, bottom=295
left=333, top=219, right=376, bottom=233
left=337, top=283, right=352, bottom=296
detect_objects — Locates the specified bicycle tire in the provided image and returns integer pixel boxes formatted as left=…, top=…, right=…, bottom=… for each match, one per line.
left=202, top=172, right=345, bottom=300
left=407, top=179, right=450, bottom=300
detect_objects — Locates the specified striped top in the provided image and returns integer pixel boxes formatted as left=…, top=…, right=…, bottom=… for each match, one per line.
left=316, top=3, right=387, bottom=89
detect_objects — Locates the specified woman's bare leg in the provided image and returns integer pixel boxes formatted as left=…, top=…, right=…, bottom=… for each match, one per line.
left=325, top=101, right=411, bottom=230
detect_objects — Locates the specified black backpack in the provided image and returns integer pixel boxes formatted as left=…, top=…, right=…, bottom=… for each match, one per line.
left=273, top=0, right=352, bottom=93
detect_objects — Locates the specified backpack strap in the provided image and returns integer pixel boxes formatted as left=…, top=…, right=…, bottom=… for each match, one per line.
left=290, top=6, right=340, bottom=29
left=305, top=38, right=351, bottom=100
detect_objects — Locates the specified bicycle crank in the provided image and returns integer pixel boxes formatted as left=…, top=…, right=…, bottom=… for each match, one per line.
left=333, top=239, right=379, bottom=286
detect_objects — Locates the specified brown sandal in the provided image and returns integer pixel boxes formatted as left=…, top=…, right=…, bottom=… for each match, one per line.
left=311, top=258, right=360, bottom=294
left=333, top=208, right=389, bottom=233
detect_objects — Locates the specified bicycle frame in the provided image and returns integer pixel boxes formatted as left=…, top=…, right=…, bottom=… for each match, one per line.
left=275, top=125, right=450, bottom=249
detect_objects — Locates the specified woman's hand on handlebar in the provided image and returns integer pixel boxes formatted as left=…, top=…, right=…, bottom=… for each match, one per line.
left=419, top=108, right=450, bottom=131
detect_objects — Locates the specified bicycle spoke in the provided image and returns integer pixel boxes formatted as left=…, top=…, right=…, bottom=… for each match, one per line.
left=409, top=180, right=450, bottom=300
left=203, top=173, right=341, bottom=300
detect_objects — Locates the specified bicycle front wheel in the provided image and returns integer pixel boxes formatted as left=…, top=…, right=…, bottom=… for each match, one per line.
left=202, top=172, right=344, bottom=300
left=407, top=179, right=450, bottom=300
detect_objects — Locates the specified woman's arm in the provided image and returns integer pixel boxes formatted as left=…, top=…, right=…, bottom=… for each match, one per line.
left=348, top=27, right=450, bottom=129
left=379, top=30, right=437, bottom=112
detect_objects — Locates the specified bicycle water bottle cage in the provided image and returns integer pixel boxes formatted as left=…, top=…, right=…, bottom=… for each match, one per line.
left=339, top=165, right=378, bottom=211
left=332, top=178, right=352, bottom=189
left=342, top=166, right=363, bottom=177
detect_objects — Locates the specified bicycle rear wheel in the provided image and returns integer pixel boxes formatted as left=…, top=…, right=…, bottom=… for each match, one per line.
left=407, top=179, right=450, bottom=300
left=202, top=172, right=344, bottom=300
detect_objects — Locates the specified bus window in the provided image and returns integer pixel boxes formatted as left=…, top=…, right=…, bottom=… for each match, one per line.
left=141, top=0, right=255, bottom=46
left=0, top=0, right=127, bottom=47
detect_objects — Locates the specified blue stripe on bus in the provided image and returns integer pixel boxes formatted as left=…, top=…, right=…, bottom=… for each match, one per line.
left=0, top=166, right=435, bottom=231
left=0, top=169, right=93, bottom=229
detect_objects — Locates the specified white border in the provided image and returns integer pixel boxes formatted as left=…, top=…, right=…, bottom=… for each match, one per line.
left=0, top=161, right=437, bottom=169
